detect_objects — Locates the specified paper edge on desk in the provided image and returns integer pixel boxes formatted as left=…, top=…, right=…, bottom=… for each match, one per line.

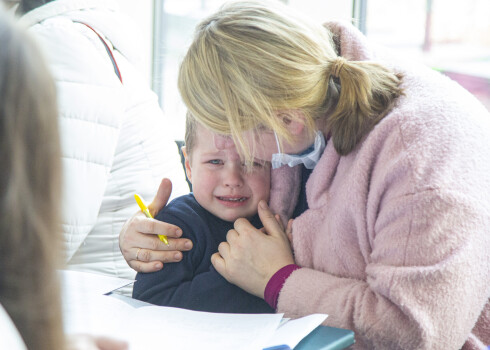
left=263, top=314, right=328, bottom=349
left=59, top=269, right=135, bottom=295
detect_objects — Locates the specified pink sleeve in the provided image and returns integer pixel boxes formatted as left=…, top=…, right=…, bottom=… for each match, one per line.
left=277, top=189, right=490, bottom=349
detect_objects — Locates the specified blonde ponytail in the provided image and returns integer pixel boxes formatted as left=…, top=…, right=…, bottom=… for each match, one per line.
left=325, top=57, right=404, bottom=155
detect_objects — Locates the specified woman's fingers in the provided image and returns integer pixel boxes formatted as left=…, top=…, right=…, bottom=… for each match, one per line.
left=120, top=215, right=187, bottom=251
left=126, top=235, right=193, bottom=272
left=119, top=212, right=193, bottom=273
left=275, top=214, right=285, bottom=231
left=211, top=212, right=295, bottom=298
left=212, top=243, right=230, bottom=280
left=148, top=178, right=173, bottom=217
left=226, top=229, right=240, bottom=244
left=217, top=241, right=231, bottom=259
left=130, top=260, right=163, bottom=274
left=129, top=246, right=183, bottom=273
left=211, top=252, right=226, bottom=277
left=286, top=219, right=294, bottom=244
left=135, top=215, right=183, bottom=237
left=131, top=232, right=194, bottom=264
left=257, top=200, right=287, bottom=238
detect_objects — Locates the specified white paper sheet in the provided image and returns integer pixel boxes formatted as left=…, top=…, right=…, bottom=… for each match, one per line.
left=64, top=293, right=283, bottom=350
left=60, top=269, right=328, bottom=350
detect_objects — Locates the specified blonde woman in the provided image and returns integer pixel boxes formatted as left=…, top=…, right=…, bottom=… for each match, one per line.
left=0, top=7, right=126, bottom=350
left=122, top=0, right=490, bottom=349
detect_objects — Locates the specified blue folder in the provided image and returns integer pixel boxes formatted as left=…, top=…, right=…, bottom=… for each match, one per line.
left=295, top=325, right=355, bottom=350
left=263, top=325, right=354, bottom=350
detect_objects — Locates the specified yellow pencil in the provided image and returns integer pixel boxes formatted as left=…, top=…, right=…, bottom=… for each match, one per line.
left=134, top=194, right=169, bottom=246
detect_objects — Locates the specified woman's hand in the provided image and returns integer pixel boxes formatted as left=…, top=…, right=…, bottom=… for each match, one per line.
left=119, top=178, right=193, bottom=273
left=211, top=200, right=295, bottom=299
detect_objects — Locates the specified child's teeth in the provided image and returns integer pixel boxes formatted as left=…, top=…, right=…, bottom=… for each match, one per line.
left=222, top=197, right=245, bottom=202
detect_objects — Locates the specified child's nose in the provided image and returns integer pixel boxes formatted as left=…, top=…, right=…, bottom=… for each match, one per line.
left=223, top=164, right=244, bottom=188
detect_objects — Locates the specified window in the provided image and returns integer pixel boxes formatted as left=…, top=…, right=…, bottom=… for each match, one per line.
left=152, top=0, right=489, bottom=140
left=365, top=0, right=490, bottom=109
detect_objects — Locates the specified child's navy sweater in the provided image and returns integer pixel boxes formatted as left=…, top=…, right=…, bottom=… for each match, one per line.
left=132, top=193, right=274, bottom=313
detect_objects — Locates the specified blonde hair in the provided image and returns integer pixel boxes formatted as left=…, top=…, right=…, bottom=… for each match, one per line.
left=178, top=0, right=403, bottom=160
left=0, top=9, right=65, bottom=350
left=184, top=111, right=199, bottom=159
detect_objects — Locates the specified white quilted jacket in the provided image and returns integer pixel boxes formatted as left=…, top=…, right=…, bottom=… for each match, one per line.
left=20, top=0, right=189, bottom=286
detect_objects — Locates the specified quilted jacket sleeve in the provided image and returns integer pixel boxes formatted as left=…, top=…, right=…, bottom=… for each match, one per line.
left=29, top=18, right=124, bottom=260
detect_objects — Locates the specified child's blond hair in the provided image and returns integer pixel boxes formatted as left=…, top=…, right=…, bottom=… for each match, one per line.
left=184, top=111, right=199, bottom=160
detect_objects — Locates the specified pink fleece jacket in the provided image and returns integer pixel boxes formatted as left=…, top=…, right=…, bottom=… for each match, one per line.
left=269, top=21, right=490, bottom=350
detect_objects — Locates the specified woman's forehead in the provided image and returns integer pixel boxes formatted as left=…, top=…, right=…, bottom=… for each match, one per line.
left=213, top=134, right=235, bottom=150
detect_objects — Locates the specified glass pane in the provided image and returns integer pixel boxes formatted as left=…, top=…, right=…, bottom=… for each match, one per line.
left=155, top=0, right=228, bottom=139
left=366, top=0, right=490, bottom=110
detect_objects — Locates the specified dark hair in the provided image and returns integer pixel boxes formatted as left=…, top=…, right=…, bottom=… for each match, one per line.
left=0, top=8, right=64, bottom=350
left=18, top=0, right=55, bottom=14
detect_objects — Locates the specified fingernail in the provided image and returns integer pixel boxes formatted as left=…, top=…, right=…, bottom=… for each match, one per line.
left=260, top=201, right=268, bottom=209
left=175, top=229, right=182, bottom=237
left=184, top=241, right=192, bottom=249
left=174, top=252, right=182, bottom=260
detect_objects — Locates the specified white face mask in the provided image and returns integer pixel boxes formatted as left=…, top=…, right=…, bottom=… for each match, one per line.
left=271, top=130, right=326, bottom=169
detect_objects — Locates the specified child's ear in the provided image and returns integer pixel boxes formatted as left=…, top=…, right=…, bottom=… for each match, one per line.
left=182, top=146, right=193, bottom=184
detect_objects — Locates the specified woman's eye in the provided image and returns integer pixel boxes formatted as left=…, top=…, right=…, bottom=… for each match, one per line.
left=238, top=161, right=265, bottom=170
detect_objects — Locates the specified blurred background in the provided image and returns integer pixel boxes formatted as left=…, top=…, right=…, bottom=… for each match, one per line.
left=33, top=0, right=490, bottom=139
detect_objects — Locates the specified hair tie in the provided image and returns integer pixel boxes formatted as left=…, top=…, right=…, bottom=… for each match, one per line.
left=331, top=57, right=346, bottom=78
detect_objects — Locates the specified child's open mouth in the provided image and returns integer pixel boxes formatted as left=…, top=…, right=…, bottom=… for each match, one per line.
left=217, top=196, right=248, bottom=202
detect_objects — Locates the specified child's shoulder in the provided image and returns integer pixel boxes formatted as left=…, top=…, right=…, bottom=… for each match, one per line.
left=156, top=193, right=201, bottom=218
left=154, top=193, right=216, bottom=246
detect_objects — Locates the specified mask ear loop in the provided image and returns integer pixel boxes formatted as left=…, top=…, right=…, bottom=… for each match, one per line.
left=274, top=131, right=282, bottom=154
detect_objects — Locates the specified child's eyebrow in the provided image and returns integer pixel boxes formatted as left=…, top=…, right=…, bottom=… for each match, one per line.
left=199, top=150, right=226, bottom=158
